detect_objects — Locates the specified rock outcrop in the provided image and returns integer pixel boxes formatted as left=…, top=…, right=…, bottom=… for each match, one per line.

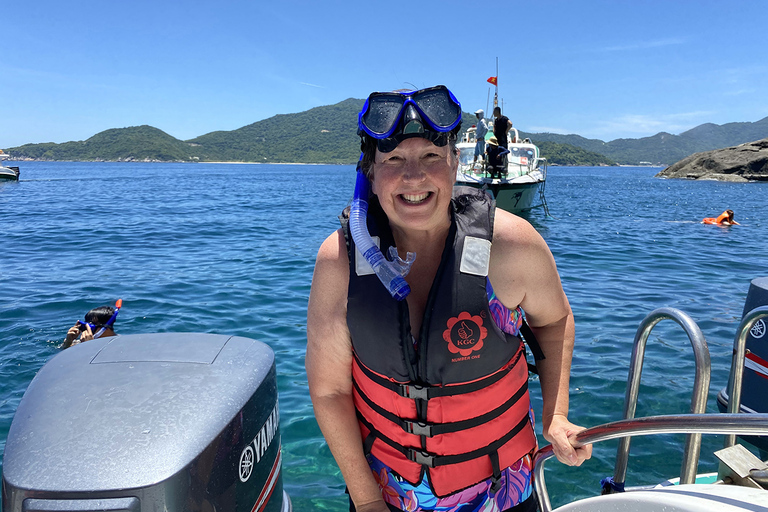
left=656, top=138, right=768, bottom=182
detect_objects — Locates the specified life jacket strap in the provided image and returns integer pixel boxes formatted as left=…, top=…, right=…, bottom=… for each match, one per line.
left=520, top=319, right=545, bottom=361
left=363, top=430, right=376, bottom=455
left=489, top=450, right=503, bottom=495
left=358, top=411, right=531, bottom=468
left=354, top=378, right=529, bottom=437
left=353, top=347, right=524, bottom=400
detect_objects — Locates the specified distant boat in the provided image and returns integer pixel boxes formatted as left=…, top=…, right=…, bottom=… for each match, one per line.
left=0, top=150, right=20, bottom=181
left=456, top=128, right=549, bottom=214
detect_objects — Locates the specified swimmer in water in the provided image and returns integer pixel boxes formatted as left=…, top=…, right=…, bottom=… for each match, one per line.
left=62, top=301, right=121, bottom=348
left=702, top=209, right=740, bottom=226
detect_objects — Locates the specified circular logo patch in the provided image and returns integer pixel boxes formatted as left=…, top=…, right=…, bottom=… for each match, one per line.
left=239, top=445, right=254, bottom=482
left=751, top=319, right=766, bottom=340
left=443, top=311, right=488, bottom=357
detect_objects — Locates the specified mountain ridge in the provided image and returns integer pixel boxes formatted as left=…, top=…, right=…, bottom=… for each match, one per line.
left=5, top=99, right=768, bottom=166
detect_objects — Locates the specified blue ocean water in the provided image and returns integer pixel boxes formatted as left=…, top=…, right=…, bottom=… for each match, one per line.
left=1, top=161, right=766, bottom=511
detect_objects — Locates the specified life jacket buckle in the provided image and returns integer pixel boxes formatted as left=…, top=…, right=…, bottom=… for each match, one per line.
left=404, top=420, right=433, bottom=437
left=408, top=449, right=435, bottom=467
left=403, top=384, right=429, bottom=400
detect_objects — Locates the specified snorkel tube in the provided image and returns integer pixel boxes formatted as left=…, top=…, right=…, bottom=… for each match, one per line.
left=349, top=162, right=412, bottom=301
left=91, top=299, right=122, bottom=339
left=352, top=84, right=462, bottom=301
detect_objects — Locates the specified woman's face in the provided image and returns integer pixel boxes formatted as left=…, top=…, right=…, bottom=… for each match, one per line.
left=370, top=137, right=458, bottom=234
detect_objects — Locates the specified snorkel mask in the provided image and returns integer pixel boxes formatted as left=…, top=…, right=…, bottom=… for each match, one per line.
left=358, top=85, right=462, bottom=153
left=78, top=299, right=122, bottom=339
left=351, top=85, right=462, bottom=301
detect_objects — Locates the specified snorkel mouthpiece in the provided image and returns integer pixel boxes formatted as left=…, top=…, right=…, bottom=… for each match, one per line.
left=349, top=163, right=412, bottom=301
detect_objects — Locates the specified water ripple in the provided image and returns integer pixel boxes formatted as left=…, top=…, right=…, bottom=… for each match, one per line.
left=1, top=163, right=766, bottom=510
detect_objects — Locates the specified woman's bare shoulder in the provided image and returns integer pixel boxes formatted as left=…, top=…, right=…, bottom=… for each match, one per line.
left=316, top=229, right=349, bottom=265
left=489, top=209, right=562, bottom=309
left=492, top=209, right=547, bottom=252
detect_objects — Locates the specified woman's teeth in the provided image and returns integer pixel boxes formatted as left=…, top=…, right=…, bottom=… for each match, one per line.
left=401, top=192, right=430, bottom=204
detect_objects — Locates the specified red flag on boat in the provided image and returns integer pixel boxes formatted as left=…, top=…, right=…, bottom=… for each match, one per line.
left=487, top=76, right=498, bottom=86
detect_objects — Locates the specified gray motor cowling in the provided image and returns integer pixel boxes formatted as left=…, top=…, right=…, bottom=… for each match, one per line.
left=717, top=277, right=768, bottom=452
left=2, top=333, right=291, bottom=512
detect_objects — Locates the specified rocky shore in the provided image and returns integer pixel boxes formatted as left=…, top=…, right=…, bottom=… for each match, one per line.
left=656, top=138, right=768, bottom=182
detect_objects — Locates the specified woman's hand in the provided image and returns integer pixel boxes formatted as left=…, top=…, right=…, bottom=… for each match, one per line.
left=543, top=413, right=592, bottom=466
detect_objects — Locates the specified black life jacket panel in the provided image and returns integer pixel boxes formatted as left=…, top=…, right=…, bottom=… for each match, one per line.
left=344, top=186, right=522, bottom=385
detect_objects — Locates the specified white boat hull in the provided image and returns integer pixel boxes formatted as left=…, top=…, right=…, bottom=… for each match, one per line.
left=456, top=139, right=547, bottom=213
left=554, top=483, right=768, bottom=512
left=456, top=170, right=544, bottom=213
left=0, top=166, right=20, bottom=181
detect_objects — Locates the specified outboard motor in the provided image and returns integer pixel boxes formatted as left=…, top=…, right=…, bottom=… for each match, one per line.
left=2, top=333, right=291, bottom=512
left=718, top=277, right=768, bottom=453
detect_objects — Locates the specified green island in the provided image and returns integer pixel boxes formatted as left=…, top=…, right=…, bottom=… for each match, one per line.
left=4, top=98, right=767, bottom=167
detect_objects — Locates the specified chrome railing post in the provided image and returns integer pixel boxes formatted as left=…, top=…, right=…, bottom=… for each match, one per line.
left=724, top=306, right=768, bottom=447
left=613, top=308, right=710, bottom=486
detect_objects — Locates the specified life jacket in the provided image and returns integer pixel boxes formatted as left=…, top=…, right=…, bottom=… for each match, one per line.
left=340, top=186, right=538, bottom=498
left=703, top=211, right=730, bottom=225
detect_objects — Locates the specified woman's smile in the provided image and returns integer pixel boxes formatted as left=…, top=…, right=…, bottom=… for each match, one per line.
left=400, top=191, right=432, bottom=204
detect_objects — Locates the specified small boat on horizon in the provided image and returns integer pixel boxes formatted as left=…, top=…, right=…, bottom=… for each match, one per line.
left=0, top=150, right=20, bottom=181
left=455, top=127, right=549, bottom=215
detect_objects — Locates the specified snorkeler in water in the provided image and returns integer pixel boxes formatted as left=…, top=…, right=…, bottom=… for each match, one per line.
left=62, top=299, right=122, bottom=348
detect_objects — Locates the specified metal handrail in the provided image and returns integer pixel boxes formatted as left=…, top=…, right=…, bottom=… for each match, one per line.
left=724, top=306, right=768, bottom=447
left=614, top=308, right=710, bottom=486
left=533, top=413, right=768, bottom=512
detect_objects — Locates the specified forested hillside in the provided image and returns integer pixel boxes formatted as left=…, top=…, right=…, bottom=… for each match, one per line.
left=6, top=100, right=767, bottom=166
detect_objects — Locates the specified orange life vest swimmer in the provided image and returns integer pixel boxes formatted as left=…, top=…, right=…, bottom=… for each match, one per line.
left=703, top=210, right=735, bottom=225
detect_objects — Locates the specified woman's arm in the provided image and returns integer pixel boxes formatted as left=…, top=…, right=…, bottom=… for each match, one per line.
left=306, top=230, right=388, bottom=511
left=489, top=210, right=592, bottom=466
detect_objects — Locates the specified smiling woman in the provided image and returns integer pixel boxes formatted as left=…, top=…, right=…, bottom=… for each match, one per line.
left=371, top=137, right=458, bottom=235
left=305, top=85, right=592, bottom=512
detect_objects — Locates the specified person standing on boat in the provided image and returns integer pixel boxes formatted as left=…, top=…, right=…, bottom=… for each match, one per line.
left=486, top=136, right=510, bottom=180
left=492, top=106, right=513, bottom=148
left=473, top=109, right=489, bottom=167
left=306, top=85, right=591, bottom=512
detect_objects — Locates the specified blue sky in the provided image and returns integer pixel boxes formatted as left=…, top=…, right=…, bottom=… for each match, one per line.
left=2, top=0, right=767, bottom=148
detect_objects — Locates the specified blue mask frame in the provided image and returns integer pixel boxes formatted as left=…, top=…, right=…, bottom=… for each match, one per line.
left=358, top=85, right=462, bottom=140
